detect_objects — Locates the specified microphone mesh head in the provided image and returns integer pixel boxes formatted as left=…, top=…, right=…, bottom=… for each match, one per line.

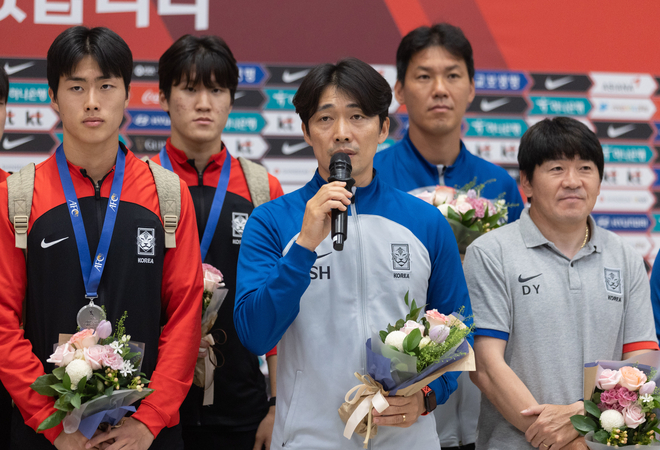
left=329, top=153, right=352, bottom=179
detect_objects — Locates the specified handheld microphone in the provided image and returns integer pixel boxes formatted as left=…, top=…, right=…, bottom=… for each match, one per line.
left=328, top=153, right=355, bottom=251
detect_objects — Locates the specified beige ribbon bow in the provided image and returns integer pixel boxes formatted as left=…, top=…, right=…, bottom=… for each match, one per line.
left=341, top=372, right=390, bottom=448
left=198, top=334, right=217, bottom=406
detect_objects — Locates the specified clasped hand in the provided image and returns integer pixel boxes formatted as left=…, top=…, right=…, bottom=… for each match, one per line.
left=521, top=402, right=584, bottom=449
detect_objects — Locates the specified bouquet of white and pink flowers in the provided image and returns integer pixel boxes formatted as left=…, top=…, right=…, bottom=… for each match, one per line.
left=31, top=313, right=152, bottom=438
left=412, top=180, right=513, bottom=254
left=339, top=293, right=475, bottom=448
left=197, top=264, right=228, bottom=405
left=571, top=352, right=660, bottom=448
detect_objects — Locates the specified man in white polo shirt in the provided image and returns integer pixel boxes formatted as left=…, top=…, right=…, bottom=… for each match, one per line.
left=466, top=117, right=658, bottom=450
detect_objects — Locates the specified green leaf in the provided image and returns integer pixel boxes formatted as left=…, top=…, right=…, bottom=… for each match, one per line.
left=593, top=430, right=609, bottom=444
left=379, top=330, right=388, bottom=343
left=30, top=374, right=59, bottom=396
left=395, top=319, right=405, bottom=330
left=591, top=392, right=601, bottom=404
left=50, top=383, right=70, bottom=395
left=387, top=345, right=399, bottom=352
left=71, top=392, right=82, bottom=409
left=462, top=209, right=475, bottom=221
left=402, top=329, right=422, bottom=353
left=447, top=208, right=461, bottom=222
left=52, top=366, right=66, bottom=380
left=583, top=400, right=601, bottom=418
left=570, top=415, right=597, bottom=435
left=62, top=373, right=71, bottom=391
left=468, top=223, right=480, bottom=231
left=54, top=394, right=74, bottom=412
left=404, top=291, right=409, bottom=306
left=37, top=410, right=67, bottom=432
left=105, top=386, right=115, bottom=397
left=76, top=376, right=87, bottom=392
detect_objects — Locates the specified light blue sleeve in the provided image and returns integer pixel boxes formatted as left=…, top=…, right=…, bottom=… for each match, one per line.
left=234, top=207, right=316, bottom=355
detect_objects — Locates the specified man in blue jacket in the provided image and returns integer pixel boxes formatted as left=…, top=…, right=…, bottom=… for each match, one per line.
left=374, top=23, right=523, bottom=223
left=234, top=58, right=472, bottom=449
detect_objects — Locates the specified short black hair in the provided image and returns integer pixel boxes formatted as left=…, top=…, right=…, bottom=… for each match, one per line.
left=0, top=65, right=8, bottom=103
left=518, top=117, right=604, bottom=183
left=159, top=35, right=238, bottom=104
left=47, top=26, right=132, bottom=100
left=396, top=23, right=474, bottom=85
left=292, top=57, right=392, bottom=131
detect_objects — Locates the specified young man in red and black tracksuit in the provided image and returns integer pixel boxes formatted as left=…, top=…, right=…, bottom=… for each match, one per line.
left=153, top=35, right=283, bottom=450
left=0, top=27, right=202, bottom=450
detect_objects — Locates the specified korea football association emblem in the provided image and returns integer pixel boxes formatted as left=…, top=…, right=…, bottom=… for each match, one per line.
left=137, top=228, right=156, bottom=256
left=391, top=244, right=410, bottom=271
left=232, top=212, right=249, bottom=238
left=604, top=268, right=622, bottom=295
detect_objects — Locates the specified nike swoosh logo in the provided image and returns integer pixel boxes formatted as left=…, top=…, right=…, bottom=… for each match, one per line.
left=282, top=69, right=310, bottom=83
left=607, top=124, right=636, bottom=139
left=3, top=136, right=34, bottom=150
left=41, top=237, right=69, bottom=248
left=544, top=76, right=574, bottom=90
left=316, top=252, right=331, bottom=260
left=480, top=98, right=510, bottom=112
left=4, top=61, right=35, bottom=76
left=282, top=142, right=309, bottom=155
left=234, top=91, right=246, bottom=99
left=518, top=273, right=542, bottom=283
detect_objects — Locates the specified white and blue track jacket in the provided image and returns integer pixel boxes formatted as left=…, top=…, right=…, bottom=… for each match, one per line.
left=235, top=171, right=473, bottom=449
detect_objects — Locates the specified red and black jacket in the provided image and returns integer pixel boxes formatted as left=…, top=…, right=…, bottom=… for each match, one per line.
left=0, top=144, right=203, bottom=443
left=152, top=139, right=283, bottom=429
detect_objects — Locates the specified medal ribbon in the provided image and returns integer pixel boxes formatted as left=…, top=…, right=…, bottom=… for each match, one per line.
left=159, top=145, right=231, bottom=261
left=56, top=144, right=125, bottom=299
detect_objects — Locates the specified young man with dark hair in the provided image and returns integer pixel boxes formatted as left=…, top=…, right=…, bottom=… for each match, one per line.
left=0, top=26, right=203, bottom=450
left=234, top=57, right=472, bottom=449
left=374, top=23, right=523, bottom=223
left=0, top=66, right=9, bottom=182
left=153, top=34, right=283, bottom=450
left=467, top=117, right=657, bottom=450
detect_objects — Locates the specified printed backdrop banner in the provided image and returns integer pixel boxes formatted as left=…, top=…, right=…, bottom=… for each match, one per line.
left=2, top=0, right=660, bottom=266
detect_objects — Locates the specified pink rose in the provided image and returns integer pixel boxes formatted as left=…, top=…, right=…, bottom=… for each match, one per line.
left=430, top=325, right=450, bottom=344
left=454, top=200, right=474, bottom=215
left=433, top=186, right=456, bottom=206
left=202, top=264, right=224, bottom=292
left=425, top=309, right=449, bottom=328
left=619, top=366, right=647, bottom=391
left=415, top=190, right=435, bottom=205
left=95, top=320, right=112, bottom=340
left=616, top=387, right=638, bottom=407
left=623, top=403, right=646, bottom=429
left=640, top=381, right=656, bottom=396
left=101, top=346, right=124, bottom=370
left=68, top=329, right=98, bottom=349
left=400, top=320, right=425, bottom=336
left=47, top=343, right=75, bottom=367
left=83, top=345, right=107, bottom=370
left=597, top=369, right=622, bottom=390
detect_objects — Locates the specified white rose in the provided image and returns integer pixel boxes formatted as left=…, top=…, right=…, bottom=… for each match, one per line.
left=438, top=203, right=457, bottom=217
left=65, top=359, right=94, bottom=391
left=419, top=336, right=432, bottom=349
left=384, top=330, right=407, bottom=352
left=74, top=349, right=85, bottom=360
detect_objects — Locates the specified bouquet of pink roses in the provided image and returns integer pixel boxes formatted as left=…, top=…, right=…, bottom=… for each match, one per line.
left=571, top=352, right=660, bottom=448
left=339, top=292, right=475, bottom=448
left=196, top=264, right=228, bottom=404
left=31, top=313, right=152, bottom=438
left=412, top=180, right=513, bottom=254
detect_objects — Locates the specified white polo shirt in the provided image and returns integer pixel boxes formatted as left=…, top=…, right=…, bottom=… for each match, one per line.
left=465, top=208, right=658, bottom=450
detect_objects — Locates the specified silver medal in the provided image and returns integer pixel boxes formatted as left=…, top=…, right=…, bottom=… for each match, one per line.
left=77, top=300, right=106, bottom=330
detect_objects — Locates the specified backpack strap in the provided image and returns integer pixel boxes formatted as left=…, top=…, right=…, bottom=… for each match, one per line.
left=238, top=157, right=271, bottom=208
left=7, top=163, right=35, bottom=249
left=147, top=159, right=181, bottom=248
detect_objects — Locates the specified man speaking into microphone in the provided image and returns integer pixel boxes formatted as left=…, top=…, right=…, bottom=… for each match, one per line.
left=234, top=58, right=471, bottom=449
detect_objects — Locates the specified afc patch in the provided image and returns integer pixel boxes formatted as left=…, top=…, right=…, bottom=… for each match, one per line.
left=137, top=228, right=155, bottom=256
left=232, top=212, right=249, bottom=238
left=391, top=244, right=410, bottom=271
left=604, top=267, right=622, bottom=295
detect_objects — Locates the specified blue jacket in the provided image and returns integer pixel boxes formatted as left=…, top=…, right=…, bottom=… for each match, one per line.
left=235, top=171, right=472, bottom=449
left=374, top=132, right=524, bottom=222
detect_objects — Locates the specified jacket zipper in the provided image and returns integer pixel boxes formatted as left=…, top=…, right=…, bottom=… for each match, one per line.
left=351, top=187, right=369, bottom=375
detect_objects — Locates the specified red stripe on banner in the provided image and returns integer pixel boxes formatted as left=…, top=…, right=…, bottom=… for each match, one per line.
left=382, top=0, right=431, bottom=36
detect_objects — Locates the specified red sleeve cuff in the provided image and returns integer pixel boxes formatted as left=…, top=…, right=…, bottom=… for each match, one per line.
left=623, top=341, right=659, bottom=354
left=132, top=402, right=169, bottom=439
left=266, top=347, right=277, bottom=357
left=43, top=423, right=63, bottom=444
